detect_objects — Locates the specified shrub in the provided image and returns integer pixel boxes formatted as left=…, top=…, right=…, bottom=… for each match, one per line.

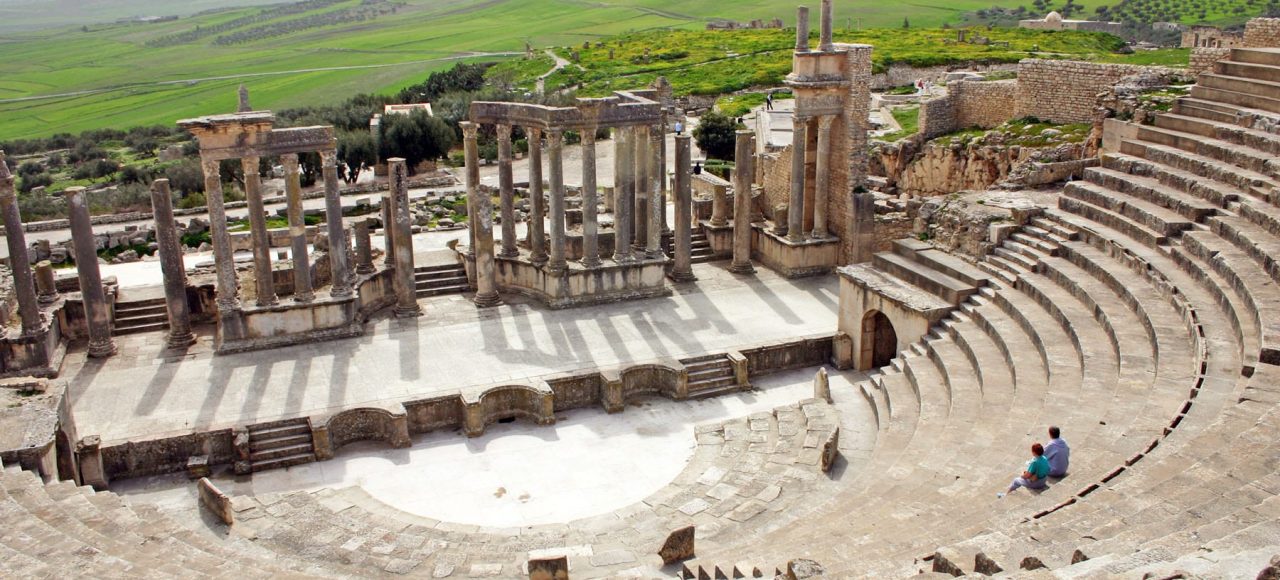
left=692, top=111, right=740, bottom=161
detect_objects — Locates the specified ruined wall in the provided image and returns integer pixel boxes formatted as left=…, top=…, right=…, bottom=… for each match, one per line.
left=1190, top=48, right=1232, bottom=76
left=1016, top=60, right=1160, bottom=124
left=1244, top=18, right=1280, bottom=47
left=836, top=45, right=873, bottom=265
left=870, top=62, right=1019, bottom=91
left=917, top=80, right=1019, bottom=141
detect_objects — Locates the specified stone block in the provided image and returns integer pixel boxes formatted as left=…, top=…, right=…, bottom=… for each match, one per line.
left=659, top=525, right=695, bottom=565
left=186, top=455, right=211, bottom=479
left=197, top=477, right=234, bottom=525
left=527, top=556, right=568, bottom=580
left=785, top=559, right=825, bottom=579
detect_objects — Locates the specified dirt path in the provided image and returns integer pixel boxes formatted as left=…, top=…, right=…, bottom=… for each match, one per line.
left=535, top=49, right=574, bottom=95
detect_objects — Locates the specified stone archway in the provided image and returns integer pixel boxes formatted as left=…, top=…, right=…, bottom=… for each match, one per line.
left=859, top=310, right=899, bottom=370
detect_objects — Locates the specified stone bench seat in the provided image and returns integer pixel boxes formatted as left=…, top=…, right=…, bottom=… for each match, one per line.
left=1208, top=214, right=1280, bottom=284
left=1135, top=124, right=1278, bottom=178
left=1121, top=140, right=1280, bottom=201
left=1182, top=230, right=1280, bottom=366
left=1154, top=111, right=1280, bottom=156
left=1084, top=166, right=1221, bottom=222
left=1195, top=73, right=1280, bottom=114
left=1190, top=82, right=1280, bottom=116
left=1059, top=194, right=1169, bottom=248
left=1103, top=152, right=1254, bottom=208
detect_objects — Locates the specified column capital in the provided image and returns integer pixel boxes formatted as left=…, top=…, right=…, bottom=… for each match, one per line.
left=526, top=126, right=543, bottom=140
left=320, top=149, right=337, bottom=167
left=546, top=127, right=564, bottom=143
left=281, top=152, right=300, bottom=169
left=0, top=150, right=14, bottom=192
left=63, top=186, right=86, bottom=200
left=461, top=121, right=478, bottom=140
left=200, top=155, right=220, bottom=173
left=495, top=123, right=512, bottom=141
left=581, top=126, right=597, bottom=145
left=793, top=114, right=812, bottom=127
left=818, top=114, right=837, bottom=131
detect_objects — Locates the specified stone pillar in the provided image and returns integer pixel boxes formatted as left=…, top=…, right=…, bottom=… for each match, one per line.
left=646, top=125, right=663, bottom=259
left=788, top=115, right=808, bottom=242
left=729, top=132, right=756, bottom=275
left=149, top=179, right=196, bottom=349
left=242, top=156, right=276, bottom=306
left=710, top=179, right=730, bottom=227
left=496, top=124, right=518, bottom=258
left=633, top=124, right=649, bottom=250
left=657, top=118, right=669, bottom=233
left=527, top=127, right=548, bottom=265
left=201, top=157, right=239, bottom=311
left=464, top=123, right=502, bottom=308
left=322, top=150, right=353, bottom=298
left=282, top=154, right=314, bottom=302
left=613, top=127, right=634, bottom=262
left=546, top=128, right=568, bottom=273
left=819, top=0, right=834, bottom=51
left=35, top=262, right=57, bottom=305
left=0, top=156, right=41, bottom=335
left=813, top=115, right=834, bottom=239
left=796, top=5, right=810, bottom=52
left=354, top=219, right=375, bottom=275
left=381, top=196, right=395, bottom=265
left=388, top=159, right=421, bottom=317
left=581, top=127, right=601, bottom=268
left=64, top=187, right=116, bottom=358
left=670, top=135, right=695, bottom=282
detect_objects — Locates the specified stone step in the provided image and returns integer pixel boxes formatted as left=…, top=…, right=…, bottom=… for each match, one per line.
left=249, top=442, right=315, bottom=463
left=1134, top=124, right=1277, bottom=177
left=1181, top=230, right=1280, bottom=366
left=1010, top=232, right=1058, bottom=256
left=687, top=365, right=733, bottom=383
left=1215, top=58, right=1280, bottom=84
left=247, top=420, right=310, bottom=440
left=1153, top=112, right=1280, bottom=156
left=1084, top=166, right=1220, bottom=222
left=1172, top=97, right=1242, bottom=125
left=1207, top=214, right=1280, bottom=283
left=1100, top=152, right=1246, bottom=208
left=683, top=356, right=732, bottom=373
left=872, top=251, right=977, bottom=305
left=250, top=452, right=316, bottom=473
left=1058, top=194, right=1168, bottom=248
left=416, top=284, right=469, bottom=298
left=992, top=246, right=1038, bottom=270
left=1190, top=83, right=1280, bottom=115
left=112, top=321, right=169, bottom=336
left=249, top=432, right=312, bottom=452
left=415, top=274, right=468, bottom=288
left=115, top=312, right=169, bottom=327
left=1199, top=72, right=1280, bottom=103
left=892, top=238, right=992, bottom=287
left=415, top=269, right=466, bottom=282
left=686, top=379, right=743, bottom=400
left=415, top=263, right=464, bottom=274
left=1031, top=217, right=1079, bottom=241
left=1228, top=47, right=1280, bottom=67
left=1064, top=181, right=1196, bottom=237
left=114, top=297, right=167, bottom=311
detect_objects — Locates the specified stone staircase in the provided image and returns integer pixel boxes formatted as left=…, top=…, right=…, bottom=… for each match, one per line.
left=246, top=418, right=316, bottom=473
left=664, top=226, right=719, bottom=264
left=681, top=354, right=743, bottom=399
left=414, top=263, right=469, bottom=298
left=0, top=459, right=322, bottom=577
left=690, top=47, right=1280, bottom=576
left=112, top=297, right=168, bottom=336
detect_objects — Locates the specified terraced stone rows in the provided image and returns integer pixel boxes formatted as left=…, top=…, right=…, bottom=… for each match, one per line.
left=228, top=399, right=841, bottom=578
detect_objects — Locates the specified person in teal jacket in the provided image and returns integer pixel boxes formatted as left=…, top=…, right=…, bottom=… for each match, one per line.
left=1000, top=443, right=1050, bottom=497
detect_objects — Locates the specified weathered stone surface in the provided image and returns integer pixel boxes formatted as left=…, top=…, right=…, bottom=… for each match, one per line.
left=974, top=552, right=1003, bottom=576
left=659, top=525, right=695, bottom=565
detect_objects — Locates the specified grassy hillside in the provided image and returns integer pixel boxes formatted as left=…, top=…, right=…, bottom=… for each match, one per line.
left=0, top=0, right=1214, bottom=141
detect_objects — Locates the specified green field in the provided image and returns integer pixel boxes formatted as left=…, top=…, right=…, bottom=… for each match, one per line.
left=0, top=0, right=1240, bottom=141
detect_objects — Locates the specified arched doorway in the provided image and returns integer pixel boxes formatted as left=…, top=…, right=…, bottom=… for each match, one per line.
left=859, top=310, right=899, bottom=370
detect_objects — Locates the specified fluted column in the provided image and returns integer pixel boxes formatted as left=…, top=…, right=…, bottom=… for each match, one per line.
left=633, top=125, right=649, bottom=250
left=242, top=156, right=276, bottom=306
left=646, top=124, right=663, bottom=259
left=496, top=124, right=518, bottom=258
left=581, top=126, right=601, bottom=268
left=354, top=219, right=375, bottom=275
left=729, top=131, right=756, bottom=275
left=670, top=134, right=696, bottom=282
left=788, top=114, right=808, bottom=242
left=527, top=127, right=548, bottom=265
left=322, top=150, right=353, bottom=298
left=201, top=157, right=239, bottom=311
left=613, top=127, right=634, bottom=262
left=813, top=115, right=834, bottom=239
left=149, top=179, right=195, bottom=348
left=282, top=154, right=314, bottom=302
left=547, top=128, right=567, bottom=273
left=388, top=158, right=421, bottom=317
left=64, top=187, right=116, bottom=357
left=0, top=155, right=41, bottom=335
left=464, top=122, right=502, bottom=307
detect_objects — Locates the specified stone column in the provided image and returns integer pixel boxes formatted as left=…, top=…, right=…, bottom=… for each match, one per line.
left=633, top=124, right=649, bottom=250
left=496, top=124, right=518, bottom=258
left=388, top=159, right=421, bottom=317
left=657, top=119, right=669, bottom=233
left=201, top=157, right=239, bottom=311
left=613, top=127, right=634, bottom=262
left=646, top=125, right=663, bottom=259
left=282, top=154, right=314, bottom=302
left=354, top=219, right=375, bottom=275
left=0, top=156, right=42, bottom=335
left=819, top=0, right=834, bottom=51
left=788, top=115, right=808, bottom=242
left=242, top=156, right=276, bottom=306
left=546, top=128, right=568, bottom=273
left=581, top=126, right=601, bottom=268
left=669, top=135, right=695, bottom=282
left=36, top=262, right=57, bottom=305
left=710, top=180, right=730, bottom=227
left=464, top=123, right=501, bottom=307
left=322, top=150, right=353, bottom=298
left=796, top=5, right=810, bottom=52
left=813, top=115, right=835, bottom=238
left=729, top=131, right=756, bottom=275
left=64, top=187, right=116, bottom=357
left=149, top=179, right=195, bottom=348
left=527, top=127, right=548, bottom=265
left=381, top=196, right=395, bottom=265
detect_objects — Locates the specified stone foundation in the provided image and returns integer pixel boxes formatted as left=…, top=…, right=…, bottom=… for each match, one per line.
left=487, top=254, right=671, bottom=309
left=752, top=225, right=840, bottom=278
